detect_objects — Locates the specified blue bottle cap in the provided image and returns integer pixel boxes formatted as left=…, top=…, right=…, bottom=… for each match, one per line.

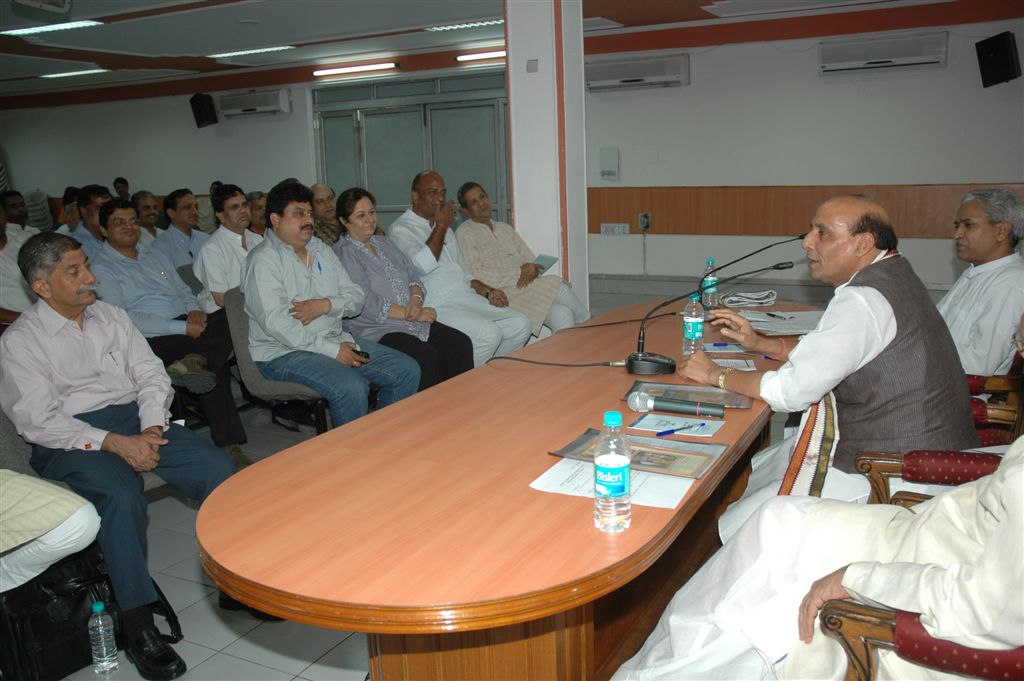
left=603, top=410, right=623, bottom=428
left=92, top=601, right=105, bottom=613
left=689, top=293, right=700, bottom=301
left=707, top=257, right=714, bottom=264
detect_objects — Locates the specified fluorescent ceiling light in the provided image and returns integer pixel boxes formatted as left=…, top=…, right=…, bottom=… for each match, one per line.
left=456, top=50, right=506, bottom=62
left=2, top=19, right=101, bottom=35
left=40, top=68, right=109, bottom=79
left=313, top=62, right=398, bottom=77
left=208, top=46, right=295, bottom=59
left=426, top=19, right=503, bottom=32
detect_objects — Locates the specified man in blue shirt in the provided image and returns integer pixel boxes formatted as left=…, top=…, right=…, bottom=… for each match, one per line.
left=91, top=199, right=246, bottom=456
left=68, top=184, right=109, bottom=260
left=150, top=188, right=209, bottom=268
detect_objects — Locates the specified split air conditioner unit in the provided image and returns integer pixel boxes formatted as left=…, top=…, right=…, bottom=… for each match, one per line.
left=818, top=31, right=947, bottom=74
left=585, top=52, right=689, bottom=91
left=218, top=88, right=291, bottom=118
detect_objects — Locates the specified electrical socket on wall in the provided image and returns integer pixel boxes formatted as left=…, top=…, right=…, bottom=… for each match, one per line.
left=600, top=223, right=630, bottom=236
left=638, top=212, right=651, bottom=230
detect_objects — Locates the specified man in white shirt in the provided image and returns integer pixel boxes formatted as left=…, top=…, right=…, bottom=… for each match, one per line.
left=193, top=183, right=262, bottom=312
left=0, top=205, right=35, bottom=324
left=242, top=181, right=419, bottom=428
left=937, top=188, right=1024, bottom=376
left=0, top=231, right=235, bottom=680
left=0, top=190, right=38, bottom=235
left=151, top=188, right=210, bottom=268
left=614, top=436, right=1023, bottom=681
left=456, top=181, right=589, bottom=335
left=389, top=171, right=531, bottom=366
left=130, top=190, right=162, bottom=248
left=679, top=196, right=977, bottom=540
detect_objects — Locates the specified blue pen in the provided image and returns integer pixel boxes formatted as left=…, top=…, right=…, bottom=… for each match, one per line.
left=712, top=342, right=729, bottom=347
left=655, top=424, right=697, bottom=437
left=317, top=260, right=323, bottom=274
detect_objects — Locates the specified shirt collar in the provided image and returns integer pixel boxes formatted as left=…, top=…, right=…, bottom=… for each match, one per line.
left=967, top=252, right=1020, bottom=278
left=36, top=298, right=98, bottom=337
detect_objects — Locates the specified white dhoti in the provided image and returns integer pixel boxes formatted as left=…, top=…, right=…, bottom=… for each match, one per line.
left=430, top=293, right=532, bottom=367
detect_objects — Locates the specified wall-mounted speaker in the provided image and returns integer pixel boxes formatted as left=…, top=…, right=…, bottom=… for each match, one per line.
left=975, top=31, right=1021, bottom=88
left=189, top=93, right=219, bottom=128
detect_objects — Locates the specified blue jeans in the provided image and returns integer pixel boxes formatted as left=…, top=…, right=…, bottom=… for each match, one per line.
left=30, top=403, right=234, bottom=610
left=257, top=337, right=420, bottom=428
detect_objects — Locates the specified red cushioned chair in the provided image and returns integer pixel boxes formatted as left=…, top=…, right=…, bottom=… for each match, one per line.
left=967, top=354, right=1023, bottom=447
left=821, top=449, right=1023, bottom=680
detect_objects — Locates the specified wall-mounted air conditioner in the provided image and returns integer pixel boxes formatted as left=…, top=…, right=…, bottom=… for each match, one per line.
left=219, top=89, right=291, bottom=118
left=819, top=31, right=947, bottom=74
left=585, top=52, right=689, bottom=92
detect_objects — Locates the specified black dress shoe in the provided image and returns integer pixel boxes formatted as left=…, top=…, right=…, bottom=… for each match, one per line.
left=218, top=592, right=283, bottom=621
left=125, top=627, right=186, bottom=681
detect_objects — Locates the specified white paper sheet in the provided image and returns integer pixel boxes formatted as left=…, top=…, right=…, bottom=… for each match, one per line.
left=627, top=413, right=726, bottom=437
left=530, top=459, right=693, bottom=509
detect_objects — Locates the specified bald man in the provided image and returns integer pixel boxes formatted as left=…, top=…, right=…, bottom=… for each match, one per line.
left=678, top=196, right=978, bottom=540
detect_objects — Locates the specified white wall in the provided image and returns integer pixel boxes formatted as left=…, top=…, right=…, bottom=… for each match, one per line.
left=0, top=85, right=318, bottom=196
left=586, top=19, right=1024, bottom=289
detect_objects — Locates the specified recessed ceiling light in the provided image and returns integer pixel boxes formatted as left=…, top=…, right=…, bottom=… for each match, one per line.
left=426, top=19, right=503, bottom=32
left=1, top=19, right=101, bottom=36
left=456, top=50, right=506, bottom=62
left=313, top=62, right=399, bottom=77
left=208, top=46, right=294, bottom=59
left=40, top=68, right=109, bottom=79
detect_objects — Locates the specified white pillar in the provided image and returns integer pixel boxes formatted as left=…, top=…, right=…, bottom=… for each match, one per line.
left=505, top=0, right=590, bottom=304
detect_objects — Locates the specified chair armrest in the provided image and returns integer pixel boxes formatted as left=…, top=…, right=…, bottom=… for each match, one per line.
left=890, top=491, right=930, bottom=508
left=820, top=599, right=895, bottom=681
left=893, top=611, right=1024, bottom=680
left=854, top=451, right=905, bottom=504
left=902, top=451, right=1002, bottom=486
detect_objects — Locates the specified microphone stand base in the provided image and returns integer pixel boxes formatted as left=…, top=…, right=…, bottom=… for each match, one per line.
left=626, top=352, right=677, bottom=375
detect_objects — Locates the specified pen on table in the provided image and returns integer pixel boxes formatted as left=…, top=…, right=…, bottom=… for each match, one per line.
left=766, top=312, right=793, bottom=320
left=655, top=424, right=699, bottom=437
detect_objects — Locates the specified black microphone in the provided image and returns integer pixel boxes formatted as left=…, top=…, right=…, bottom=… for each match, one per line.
left=626, top=261, right=794, bottom=375
left=696, top=233, right=807, bottom=301
left=627, top=391, right=726, bottom=418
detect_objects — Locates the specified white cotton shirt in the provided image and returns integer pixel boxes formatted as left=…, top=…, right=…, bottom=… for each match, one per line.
left=387, top=209, right=475, bottom=304
left=193, top=225, right=263, bottom=312
left=936, top=253, right=1024, bottom=376
left=759, top=252, right=898, bottom=413
left=0, top=228, right=36, bottom=313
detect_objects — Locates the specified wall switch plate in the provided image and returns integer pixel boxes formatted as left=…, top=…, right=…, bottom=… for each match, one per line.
left=600, top=222, right=630, bottom=236
left=638, top=212, right=651, bottom=230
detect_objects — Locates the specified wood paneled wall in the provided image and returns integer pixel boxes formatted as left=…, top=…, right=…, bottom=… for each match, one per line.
left=587, top=184, right=1024, bottom=238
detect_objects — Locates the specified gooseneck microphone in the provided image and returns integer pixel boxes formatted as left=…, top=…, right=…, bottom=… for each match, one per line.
left=626, top=261, right=795, bottom=375
left=696, top=233, right=807, bottom=303
left=627, top=391, right=726, bottom=418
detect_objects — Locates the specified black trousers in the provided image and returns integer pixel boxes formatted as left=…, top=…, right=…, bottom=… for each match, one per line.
left=379, top=321, right=474, bottom=391
left=147, top=309, right=246, bottom=446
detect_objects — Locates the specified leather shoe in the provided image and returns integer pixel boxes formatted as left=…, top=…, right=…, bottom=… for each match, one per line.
left=125, top=626, right=186, bottom=681
left=218, top=592, right=283, bottom=621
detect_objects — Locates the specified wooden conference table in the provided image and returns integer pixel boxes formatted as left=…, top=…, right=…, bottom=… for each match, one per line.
left=197, top=300, right=786, bottom=680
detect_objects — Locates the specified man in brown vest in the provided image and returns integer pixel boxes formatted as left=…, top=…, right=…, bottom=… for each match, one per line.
left=679, top=195, right=979, bottom=540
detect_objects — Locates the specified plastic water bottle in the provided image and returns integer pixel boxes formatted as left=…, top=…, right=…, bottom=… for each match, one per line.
left=89, top=601, right=118, bottom=674
left=701, top=257, right=719, bottom=310
left=682, top=293, right=705, bottom=357
left=593, top=410, right=631, bottom=532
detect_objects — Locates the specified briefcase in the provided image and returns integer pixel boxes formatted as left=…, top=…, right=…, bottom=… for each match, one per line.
left=0, top=541, right=182, bottom=681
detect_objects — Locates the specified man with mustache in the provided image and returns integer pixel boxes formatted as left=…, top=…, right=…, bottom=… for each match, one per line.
left=130, top=189, right=162, bottom=248
left=0, top=232, right=234, bottom=680
left=936, top=188, right=1024, bottom=376
left=242, top=181, right=419, bottom=428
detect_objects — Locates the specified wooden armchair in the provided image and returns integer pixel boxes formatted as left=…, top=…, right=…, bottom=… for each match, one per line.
left=821, top=450, right=1023, bottom=680
left=967, top=356, right=1023, bottom=446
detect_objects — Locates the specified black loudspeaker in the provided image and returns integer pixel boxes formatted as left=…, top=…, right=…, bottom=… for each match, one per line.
left=189, top=93, right=219, bottom=128
left=975, top=31, right=1021, bottom=88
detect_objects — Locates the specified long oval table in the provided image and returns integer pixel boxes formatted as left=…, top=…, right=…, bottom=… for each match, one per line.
left=197, top=300, right=784, bottom=680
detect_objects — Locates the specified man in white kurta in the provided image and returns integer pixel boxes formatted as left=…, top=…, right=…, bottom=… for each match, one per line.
left=192, top=183, right=262, bottom=312
left=613, top=437, right=1023, bottom=681
left=937, top=188, right=1024, bottom=376
left=0, top=208, right=35, bottom=324
left=388, top=171, right=530, bottom=366
left=679, top=197, right=977, bottom=541
left=455, top=181, right=589, bottom=335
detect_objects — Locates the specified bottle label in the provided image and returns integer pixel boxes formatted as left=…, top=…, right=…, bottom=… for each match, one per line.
left=704, top=277, right=718, bottom=294
left=684, top=318, right=704, bottom=341
left=594, top=456, right=630, bottom=498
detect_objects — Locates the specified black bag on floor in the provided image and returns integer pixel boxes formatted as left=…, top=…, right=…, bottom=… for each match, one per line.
left=0, top=541, right=182, bottom=681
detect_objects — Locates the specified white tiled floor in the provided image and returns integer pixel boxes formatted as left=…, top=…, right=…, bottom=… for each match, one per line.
left=61, top=405, right=370, bottom=681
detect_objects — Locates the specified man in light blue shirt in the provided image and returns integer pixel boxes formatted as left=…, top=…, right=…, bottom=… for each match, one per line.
left=151, top=188, right=209, bottom=268
left=242, top=181, right=420, bottom=428
left=68, top=184, right=109, bottom=261
left=91, top=199, right=246, bottom=451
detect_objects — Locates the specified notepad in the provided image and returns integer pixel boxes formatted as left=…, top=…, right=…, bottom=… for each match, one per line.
left=534, top=254, right=558, bottom=274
